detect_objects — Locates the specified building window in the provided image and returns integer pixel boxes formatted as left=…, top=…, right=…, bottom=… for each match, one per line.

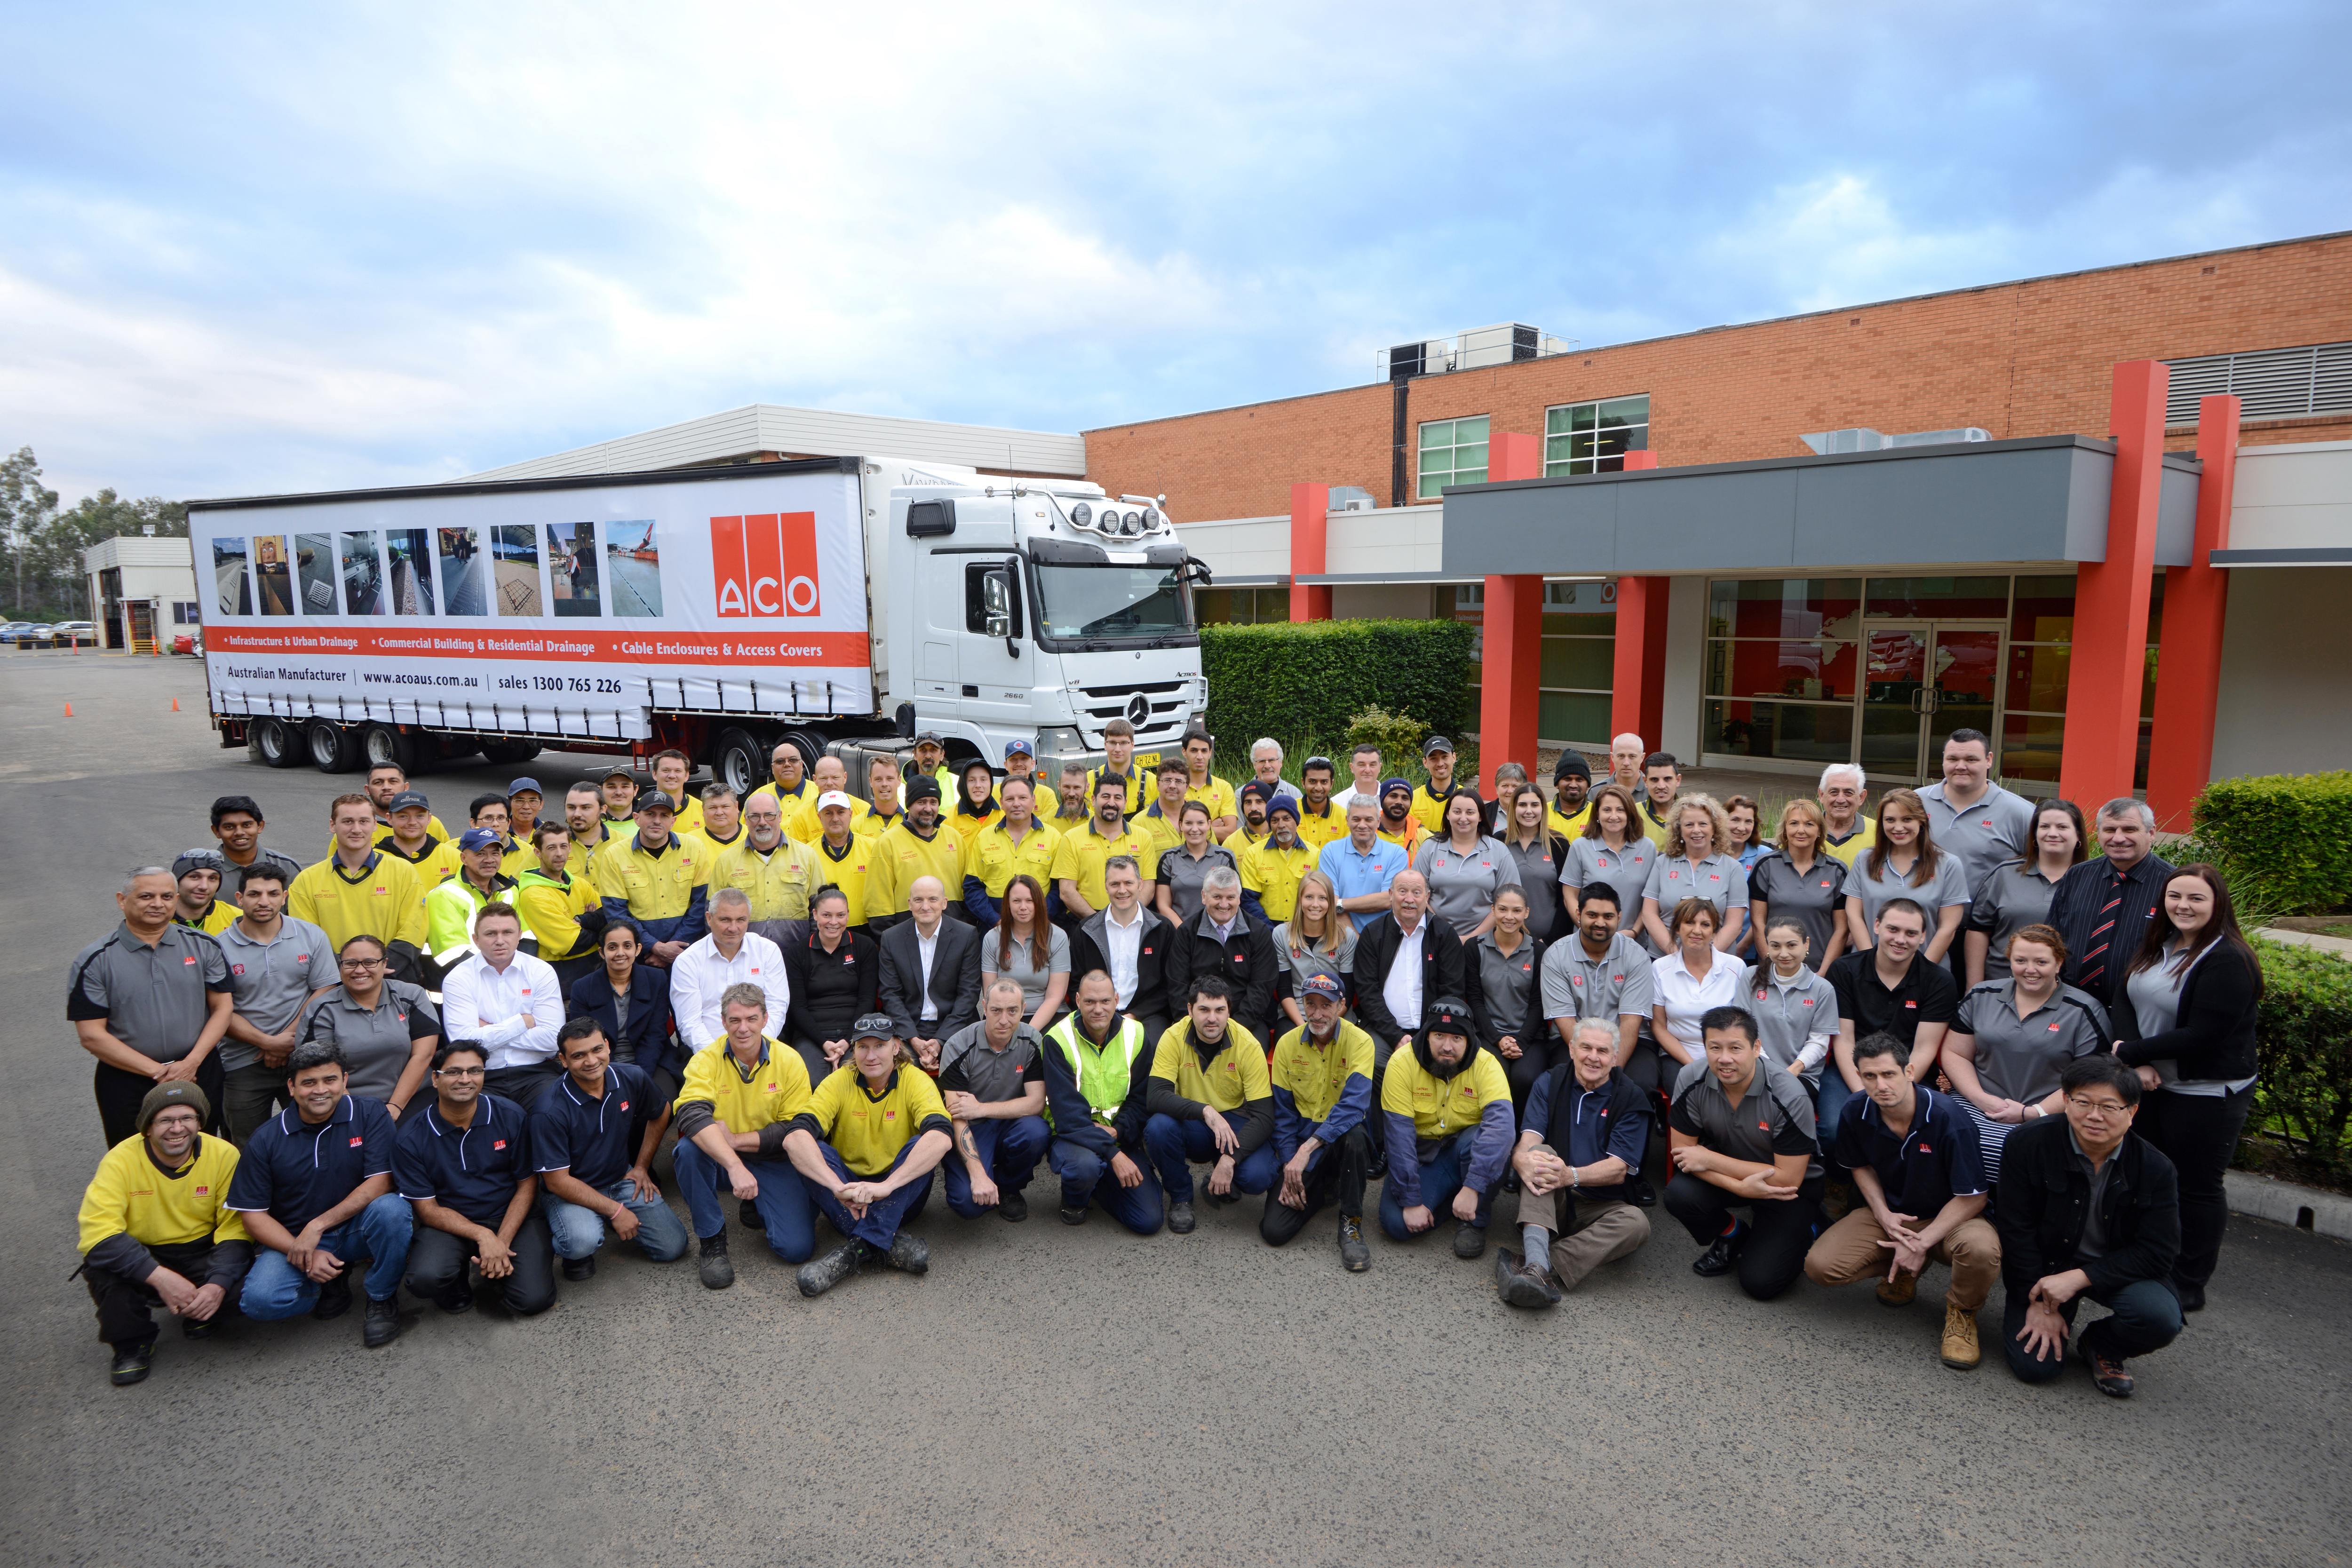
left=1195, top=587, right=1289, bottom=625
left=1417, top=416, right=1488, bottom=500
left=1544, top=396, right=1649, bottom=476
left=1458, top=579, right=1618, bottom=748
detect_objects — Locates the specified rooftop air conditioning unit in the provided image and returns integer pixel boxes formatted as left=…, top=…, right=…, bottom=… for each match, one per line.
left=1329, top=486, right=1376, bottom=513
left=1799, top=426, right=1992, bottom=454
left=1455, top=323, right=1542, bottom=370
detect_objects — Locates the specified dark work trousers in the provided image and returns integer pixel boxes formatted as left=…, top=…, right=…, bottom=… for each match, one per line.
left=403, top=1210, right=557, bottom=1314
left=483, top=1060, right=565, bottom=1113
left=1501, top=1037, right=1555, bottom=1121
left=82, top=1238, right=232, bottom=1349
left=95, top=1057, right=224, bottom=1148
left=1662, top=1171, right=1826, bottom=1300
left=809, top=1139, right=937, bottom=1251
left=788, top=1034, right=845, bottom=1088
left=2144, top=1084, right=2257, bottom=1292
left=2002, top=1277, right=2183, bottom=1382
left=221, top=1062, right=292, bottom=1146
left=1048, top=1138, right=1165, bottom=1234
left=1260, top=1124, right=1372, bottom=1245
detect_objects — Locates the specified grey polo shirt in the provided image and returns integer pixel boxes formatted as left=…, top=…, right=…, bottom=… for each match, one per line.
left=67, top=920, right=230, bottom=1063
left=1738, top=963, right=1841, bottom=1077
left=1413, top=835, right=1523, bottom=935
left=1917, top=781, right=2035, bottom=899
left=1669, top=1055, right=1821, bottom=1180
left=214, top=916, right=338, bottom=1072
left=1745, top=851, right=1850, bottom=971
left=1952, top=978, right=2110, bottom=1105
left=1965, top=858, right=2065, bottom=978
left=1539, top=931, right=1653, bottom=1023
left=937, top=1019, right=1044, bottom=1105
left=300, top=980, right=441, bottom=1103
left=1560, top=837, right=1655, bottom=939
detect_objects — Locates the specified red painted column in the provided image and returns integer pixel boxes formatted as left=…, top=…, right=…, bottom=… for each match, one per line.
left=1479, top=432, right=1544, bottom=773
left=2145, top=393, right=2243, bottom=829
left=1288, top=482, right=1332, bottom=622
left=2059, top=361, right=2168, bottom=810
left=1608, top=452, right=1669, bottom=747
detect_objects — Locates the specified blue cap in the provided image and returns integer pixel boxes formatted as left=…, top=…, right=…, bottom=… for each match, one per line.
left=458, top=828, right=502, bottom=852
left=387, top=789, right=430, bottom=812
left=506, top=776, right=543, bottom=796
left=1381, top=776, right=1412, bottom=797
left=1300, top=972, right=1344, bottom=1000
left=1003, top=738, right=1034, bottom=758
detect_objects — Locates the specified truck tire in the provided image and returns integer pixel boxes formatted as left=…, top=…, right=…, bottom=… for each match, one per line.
left=308, top=719, right=363, bottom=773
left=481, top=738, right=541, bottom=765
left=360, top=722, right=418, bottom=776
left=252, top=716, right=304, bottom=769
left=713, top=727, right=765, bottom=799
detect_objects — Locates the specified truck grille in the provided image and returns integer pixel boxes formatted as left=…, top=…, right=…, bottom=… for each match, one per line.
left=1077, top=680, right=1189, bottom=738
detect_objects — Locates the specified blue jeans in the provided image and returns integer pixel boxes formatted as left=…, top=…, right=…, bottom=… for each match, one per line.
left=540, top=1176, right=691, bottom=1263
left=1816, top=1073, right=1856, bottom=1173
left=943, top=1115, right=1051, bottom=1218
left=2002, top=1277, right=2184, bottom=1382
left=1048, top=1137, right=1164, bottom=1234
left=238, top=1193, right=413, bottom=1316
left=1378, top=1129, right=1495, bottom=1241
left=1144, top=1114, right=1279, bottom=1204
left=672, top=1138, right=815, bottom=1263
left=809, top=1139, right=937, bottom=1250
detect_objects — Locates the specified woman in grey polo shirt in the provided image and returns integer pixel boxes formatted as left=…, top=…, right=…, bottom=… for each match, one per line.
left=1272, top=869, right=1356, bottom=1033
left=1414, top=788, right=1521, bottom=943
left=1845, top=787, right=1971, bottom=963
left=1746, top=799, right=1850, bottom=973
left=1470, top=886, right=1549, bottom=1116
left=1153, top=801, right=1238, bottom=929
left=1561, top=784, right=1655, bottom=944
left=1494, top=782, right=1570, bottom=942
left=982, top=875, right=1069, bottom=1032
left=1941, top=923, right=2110, bottom=1180
left=1639, top=793, right=1749, bottom=954
left=1963, top=798, right=2086, bottom=984
left=296, top=933, right=440, bottom=1118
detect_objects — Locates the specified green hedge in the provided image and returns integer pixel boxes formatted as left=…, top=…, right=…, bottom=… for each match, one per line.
left=2193, top=771, right=2352, bottom=916
left=2246, top=937, right=2352, bottom=1184
left=1201, top=620, right=1474, bottom=755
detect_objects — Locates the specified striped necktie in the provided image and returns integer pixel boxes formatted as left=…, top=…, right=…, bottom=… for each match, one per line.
left=2079, top=868, right=2129, bottom=993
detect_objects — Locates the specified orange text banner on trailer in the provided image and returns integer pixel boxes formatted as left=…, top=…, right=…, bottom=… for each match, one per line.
left=188, top=466, right=874, bottom=738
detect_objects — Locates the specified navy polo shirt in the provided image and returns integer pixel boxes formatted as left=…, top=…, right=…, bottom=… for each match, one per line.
left=392, top=1094, right=534, bottom=1227
left=1831, top=1084, right=1986, bottom=1218
left=529, top=1063, right=655, bottom=1191
left=1523, top=1070, right=1650, bottom=1174
left=224, top=1094, right=397, bottom=1233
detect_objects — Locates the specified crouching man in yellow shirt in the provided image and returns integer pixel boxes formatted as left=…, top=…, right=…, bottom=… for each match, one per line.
left=782, top=1012, right=955, bottom=1297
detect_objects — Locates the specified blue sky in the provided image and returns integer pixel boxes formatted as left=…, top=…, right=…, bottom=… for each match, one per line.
left=3, top=1, right=2346, bottom=505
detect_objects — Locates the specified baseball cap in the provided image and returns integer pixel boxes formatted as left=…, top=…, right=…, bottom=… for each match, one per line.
left=387, top=789, right=430, bottom=812
left=914, top=730, right=944, bottom=746
left=458, top=828, right=503, bottom=852
left=630, top=788, right=675, bottom=815
left=1425, top=996, right=1476, bottom=1037
left=1300, top=972, right=1344, bottom=1000
left=905, top=774, right=942, bottom=802
left=172, top=848, right=228, bottom=880
left=600, top=764, right=637, bottom=784
left=507, top=776, right=543, bottom=796
left=1554, top=752, right=1592, bottom=780
left=817, top=790, right=855, bottom=812
left=850, top=1012, right=898, bottom=1043
left=1422, top=735, right=1455, bottom=755
left=1003, top=738, right=1035, bottom=758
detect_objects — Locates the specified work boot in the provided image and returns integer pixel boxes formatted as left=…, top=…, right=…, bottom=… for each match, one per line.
left=739, top=1199, right=761, bottom=1230
left=363, top=1298, right=403, bottom=1349
left=697, top=1232, right=735, bottom=1290
left=796, top=1239, right=863, bottom=1298
left=311, top=1269, right=354, bottom=1321
left=1495, top=1248, right=1561, bottom=1309
left=110, top=1340, right=156, bottom=1387
left=2174, top=1278, right=2207, bottom=1313
left=1622, top=1173, right=1657, bottom=1208
left=997, top=1190, right=1028, bottom=1223
left=1940, top=1304, right=1981, bottom=1370
left=439, top=1285, right=474, bottom=1314
left=1821, top=1180, right=1854, bottom=1222
left=1877, top=1267, right=1919, bottom=1307
left=1167, top=1199, right=1196, bottom=1234
left=561, top=1255, right=596, bottom=1282
left=885, top=1233, right=930, bottom=1274
left=182, top=1314, right=217, bottom=1340
left=1693, top=1221, right=1747, bottom=1277
left=1453, top=1220, right=1486, bottom=1260
left=1338, top=1215, right=1370, bottom=1273
left=2081, top=1339, right=2135, bottom=1398
left=1059, top=1204, right=1089, bottom=1226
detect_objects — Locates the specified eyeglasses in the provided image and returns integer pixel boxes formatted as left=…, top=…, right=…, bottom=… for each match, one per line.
left=435, top=1066, right=486, bottom=1079
left=2066, top=1096, right=2130, bottom=1115
left=339, top=957, right=385, bottom=971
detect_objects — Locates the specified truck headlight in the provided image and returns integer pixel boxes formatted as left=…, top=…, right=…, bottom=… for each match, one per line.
left=1070, top=501, right=1092, bottom=527
left=1143, top=508, right=1161, bottom=530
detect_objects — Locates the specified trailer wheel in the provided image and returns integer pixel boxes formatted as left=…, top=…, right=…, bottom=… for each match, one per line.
left=308, top=719, right=363, bottom=773
left=252, top=716, right=304, bottom=769
left=481, top=738, right=541, bottom=765
left=360, top=723, right=417, bottom=775
left=713, top=727, right=766, bottom=799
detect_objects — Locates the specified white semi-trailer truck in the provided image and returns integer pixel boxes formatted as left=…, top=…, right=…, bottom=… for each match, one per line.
left=187, top=456, right=1212, bottom=793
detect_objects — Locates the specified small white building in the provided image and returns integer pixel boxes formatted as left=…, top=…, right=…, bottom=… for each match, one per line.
left=83, top=535, right=199, bottom=652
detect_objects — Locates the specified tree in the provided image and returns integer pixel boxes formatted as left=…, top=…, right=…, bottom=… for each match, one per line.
left=0, top=446, right=189, bottom=619
left=0, top=446, right=59, bottom=616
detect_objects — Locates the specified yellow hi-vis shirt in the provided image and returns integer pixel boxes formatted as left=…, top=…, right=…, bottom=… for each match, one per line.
left=1381, top=1045, right=1512, bottom=1142
left=1239, top=837, right=1318, bottom=923
left=709, top=836, right=826, bottom=922
left=1821, top=815, right=1878, bottom=869
left=173, top=901, right=238, bottom=938
left=750, top=777, right=815, bottom=818
left=287, top=850, right=429, bottom=952
left=1548, top=803, right=1593, bottom=841
left=967, top=819, right=1063, bottom=901
left=325, top=813, right=451, bottom=856
left=674, top=1035, right=814, bottom=1131
left=1148, top=1019, right=1271, bottom=1113
left=595, top=832, right=709, bottom=924
left=1271, top=1019, right=1379, bottom=1125
left=1185, top=773, right=1238, bottom=827
left=1290, top=801, right=1348, bottom=850
left=796, top=1066, right=953, bottom=1177
left=806, top=835, right=875, bottom=927
left=1050, top=820, right=1160, bottom=910
left=380, top=835, right=462, bottom=889
left=945, top=803, right=1002, bottom=847
left=1409, top=782, right=1456, bottom=836
left=1085, top=763, right=1147, bottom=816
left=864, top=820, right=965, bottom=922
left=78, top=1134, right=249, bottom=1255
left=515, top=869, right=599, bottom=963
left=787, top=793, right=877, bottom=845
left=498, top=837, right=540, bottom=879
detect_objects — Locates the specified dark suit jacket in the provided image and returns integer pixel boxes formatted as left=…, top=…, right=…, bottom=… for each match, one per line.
left=566, top=966, right=676, bottom=1074
left=1162, top=908, right=1279, bottom=1033
left=1350, top=912, right=1467, bottom=1048
left=878, top=917, right=982, bottom=1041
left=1070, top=906, right=1172, bottom=1023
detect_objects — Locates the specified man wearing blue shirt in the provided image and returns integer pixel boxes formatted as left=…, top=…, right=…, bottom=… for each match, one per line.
left=225, top=1041, right=412, bottom=1348
left=531, top=1018, right=688, bottom=1281
left=1317, top=798, right=1407, bottom=931
left=1499, top=1018, right=1653, bottom=1307
left=391, top=1040, right=555, bottom=1317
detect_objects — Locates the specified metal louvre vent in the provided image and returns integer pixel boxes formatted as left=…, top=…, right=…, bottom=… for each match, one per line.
left=2164, top=342, right=2352, bottom=424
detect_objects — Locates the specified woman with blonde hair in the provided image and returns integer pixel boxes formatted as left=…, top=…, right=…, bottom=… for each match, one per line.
left=1639, top=791, right=1748, bottom=954
left=1746, top=797, right=1850, bottom=972
left=1561, top=782, right=1656, bottom=941
left=1845, top=786, right=1970, bottom=963
left=1271, top=868, right=1357, bottom=1033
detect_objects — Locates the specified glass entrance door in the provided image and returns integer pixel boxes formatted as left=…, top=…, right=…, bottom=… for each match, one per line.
left=1860, top=621, right=2004, bottom=782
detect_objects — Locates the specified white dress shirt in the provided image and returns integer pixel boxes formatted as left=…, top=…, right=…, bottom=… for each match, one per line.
left=914, top=921, right=942, bottom=1022
left=668, top=931, right=788, bottom=1049
left=440, top=950, right=562, bottom=1071
left=1383, top=918, right=1425, bottom=1033
left=1102, top=905, right=1146, bottom=1008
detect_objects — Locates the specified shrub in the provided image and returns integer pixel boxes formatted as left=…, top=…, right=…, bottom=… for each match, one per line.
left=1200, top=619, right=1474, bottom=758
left=2243, top=937, right=2352, bottom=1185
left=2192, top=771, right=2352, bottom=916
left=1343, top=706, right=1427, bottom=776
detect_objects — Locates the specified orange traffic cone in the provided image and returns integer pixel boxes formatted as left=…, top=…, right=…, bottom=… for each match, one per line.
left=64, top=704, right=73, bottom=716
left=171, top=698, right=180, bottom=711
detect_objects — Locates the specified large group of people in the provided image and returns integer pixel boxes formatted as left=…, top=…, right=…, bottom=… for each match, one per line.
left=71, top=724, right=2262, bottom=1405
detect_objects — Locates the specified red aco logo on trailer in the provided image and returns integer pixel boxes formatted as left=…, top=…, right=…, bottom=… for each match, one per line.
left=712, top=512, right=821, bottom=619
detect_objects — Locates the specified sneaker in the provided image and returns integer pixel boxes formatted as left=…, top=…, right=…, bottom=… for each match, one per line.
left=697, top=1232, right=735, bottom=1290
left=997, top=1191, right=1028, bottom=1223
left=2174, top=1278, right=2207, bottom=1313
left=1059, top=1204, right=1089, bottom=1226
left=1940, top=1303, right=1981, bottom=1370
left=885, top=1233, right=930, bottom=1274
left=739, top=1199, right=761, bottom=1229
left=109, top=1340, right=156, bottom=1386
left=1495, top=1248, right=1561, bottom=1309
left=1821, top=1180, right=1854, bottom=1222
left=1623, top=1173, right=1658, bottom=1209
left=181, top=1315, right=217, bottom=1340
left=1877, top=1267, right=1919, bottom=1308
left=1338, top=1215, right=1370, bottom=1272
left=561, top=1255, right=596, bottom=1282
left=1167, top=1199, right=1196, bottom=1234
left=439, top=1285, right=475, bottom=1314
left=1453, top=1220, right=1487, bottom=1260
left=796, top=1239, right=862, bottom=1298
left=363, top=1297, right=403, bottom=1349
left=311, top=1269, right=354, bottom=1321
left=2080, top=1339, right=2135, bottom=1398
left=1693, top=1222, right=1747, bottom=1278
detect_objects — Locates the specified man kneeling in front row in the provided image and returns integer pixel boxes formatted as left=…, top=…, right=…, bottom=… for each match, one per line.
left=1663, top=1005, right=1823, bottom=1301
left=670, top=982, right=819, bottom=1289
left=532, top=1017, right=688, bottom=1282
left=1804, top=1031, right=1999, bottom=1369
left=784, top=1013, right=956, bottom=1297
left=1379, top=996, right=1514, bottom=1260
left=1498, top=1017, right=1652, bottom=1308
left=391, top=1040, right=556, bottom=1318
left=1261, top=972, right=1375, bottom=1271
left=939, top=980, right=1052, bottom=1223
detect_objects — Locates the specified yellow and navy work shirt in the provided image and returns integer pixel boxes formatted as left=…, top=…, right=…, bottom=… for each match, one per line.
left=78, top=1133, right=250, bottom=1255
left=807, top=835, right=875, bottom=928
left=1269, top=1019, right=1376, bottom=1155
left=793, top=1066, right=953, bottom=1177
left=966, top=819, right=1063, bottom=901
left=1184, top=773, right=1238, bottom=827
left=672, top=1036, right=815, bottom=1150
left=1290, top=800, right=1349, bottom=850
left=1821, top=815, right=1879, bottom=869
left=380, top=834, right=462, bottom=889
left=750, top=776, right=815, bottom=818
left=1409, top=782, right=1458, bottom=836
left=1134, top=800, right=1189, bottom=861
left=594, top=830, right=709, bottom=946
left=323, top=813, right=451, bottom=857
left=1548, top=802, right=1593, bottom=841
left=1238, top=836, right=1317, bottom=924
left=173, top=900, right=239, bottom=937
left=1147, top=1019, right=1270, bottom=1113
left=1085, top=762, right=1146, bottom=816
left=864, top=820, right=965, bottom=922
left=946, top=801, right=1003, bottom=847
left=497, top=836, right=540, bottom=879
left=709, top=835, right=825, bottom=922
left=1381, top=1044, right=1512, bottom=1144
left=287, top=850, right=429, bottom=952
left=514, top=869, right=600, bottom=963
left=787, top=792, right=877, bottom=845
left=1637, top=797, right=1678, bottom=848
left=1050, top=820, right=1160, bottom=910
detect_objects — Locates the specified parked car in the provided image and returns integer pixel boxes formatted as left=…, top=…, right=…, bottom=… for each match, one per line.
left=52, top=621, right=97, bottom=646
left=2, top=623, right=55, bottom=647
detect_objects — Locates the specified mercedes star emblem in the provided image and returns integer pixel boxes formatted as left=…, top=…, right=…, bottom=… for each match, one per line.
left=1125, top=693, right=1151, bottom=727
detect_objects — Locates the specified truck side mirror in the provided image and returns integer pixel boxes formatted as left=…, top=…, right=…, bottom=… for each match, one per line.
left=895, top=701, right=917, bottom=739
left=906, top=500, right=956, bottom=537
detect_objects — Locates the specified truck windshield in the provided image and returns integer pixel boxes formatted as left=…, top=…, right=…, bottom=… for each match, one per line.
left=1030, top=563, right=1194, bottom=644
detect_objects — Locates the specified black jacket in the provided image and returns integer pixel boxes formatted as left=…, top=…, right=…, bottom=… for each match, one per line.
left=1040, top=1013, right=1155, bottom=1160
left=2112, top=939, right=2261, bottom=1085
left=1994, top=1116, right=2181, bottom=1299
left=781, top=928, right=881, bottom=1046
left=877, top=917, right=982, bottom=1041
left=1162, top=908, right=1278, bottom=1031
left=1349, top=912, right=1467, bottom=1048
left=1069, top=906, right=1172, bottom=1023
left=566, top=966, right=676, bottom=1075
